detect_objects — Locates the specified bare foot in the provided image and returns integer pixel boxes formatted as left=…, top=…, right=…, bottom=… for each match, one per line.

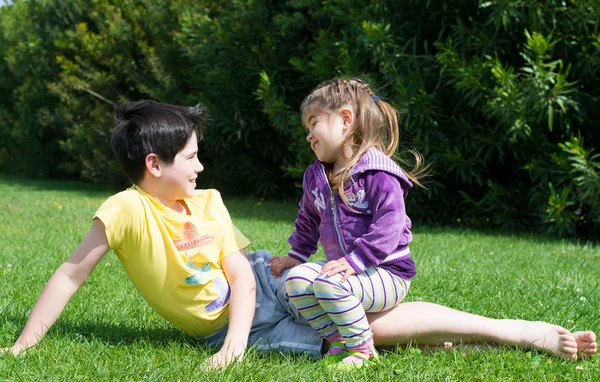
left=572, top=331, right=597, bottom=358
left=520, top=322, right=578, bottom=360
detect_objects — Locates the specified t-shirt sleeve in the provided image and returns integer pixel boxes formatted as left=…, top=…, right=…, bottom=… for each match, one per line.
left=93, top=191, right=140, bottom=255
left=213, top=192, right=251, bottom=260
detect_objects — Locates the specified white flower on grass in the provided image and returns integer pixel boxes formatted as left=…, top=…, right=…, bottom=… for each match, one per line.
left=580, top=296, right=587, bottom=302
left=567, top=320, right=574, bottom=324
left=444, top=342, right=453, bottom=349
left=576, top=288, right=583, bottom=294
left=576, top=366, right=584, bottom=371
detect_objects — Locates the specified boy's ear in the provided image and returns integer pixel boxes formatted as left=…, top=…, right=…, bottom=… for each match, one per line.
left=145, top=153, right=162, bottom=178
left=340, top=107, right=354, bottom=132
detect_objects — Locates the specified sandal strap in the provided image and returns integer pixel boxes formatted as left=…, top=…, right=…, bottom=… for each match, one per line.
left=343, top=351, right=371, bottom=362
left=323, top=341, right=348, bottom=359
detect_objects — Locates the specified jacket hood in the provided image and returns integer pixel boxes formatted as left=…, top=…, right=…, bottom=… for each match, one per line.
left=349, top=147, right=413, bottom=190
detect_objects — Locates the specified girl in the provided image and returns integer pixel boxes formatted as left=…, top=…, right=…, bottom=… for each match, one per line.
left=269, top=77, right=427, bottom=367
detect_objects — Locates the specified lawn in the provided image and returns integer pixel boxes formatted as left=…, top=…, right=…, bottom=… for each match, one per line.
left=0, top=177, right=598, bottom=381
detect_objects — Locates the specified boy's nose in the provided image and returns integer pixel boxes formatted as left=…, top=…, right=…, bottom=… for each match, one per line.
left=196, top=161, right=204, bottom=173
left=306, top=132, right=313, bottom=142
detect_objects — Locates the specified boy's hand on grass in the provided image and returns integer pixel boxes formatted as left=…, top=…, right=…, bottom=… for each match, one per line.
left=321, top=258, right=356, bottom=282
left=203, top=346, right=244, bottom=370
left=268, top=256, right=301, bottom=278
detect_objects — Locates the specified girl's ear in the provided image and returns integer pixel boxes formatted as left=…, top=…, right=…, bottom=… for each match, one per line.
left=340, top=107, right=354, bottom=132
left=145, top=153, right=162, bottom=178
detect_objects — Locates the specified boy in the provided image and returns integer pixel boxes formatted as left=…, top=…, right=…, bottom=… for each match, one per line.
left=1, top=100, right=322, bottom=368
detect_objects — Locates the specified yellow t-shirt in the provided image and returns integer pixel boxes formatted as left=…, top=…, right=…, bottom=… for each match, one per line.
left=94, top=186, right=250, bottom=337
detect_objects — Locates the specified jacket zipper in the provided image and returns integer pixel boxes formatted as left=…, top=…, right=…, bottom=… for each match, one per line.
left=323, top=166, right=348, bottom=256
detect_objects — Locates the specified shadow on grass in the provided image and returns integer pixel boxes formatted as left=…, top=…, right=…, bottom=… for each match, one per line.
left=5, top=312, right=205, bottom=349
left=1, top=176, right=299, bottom=223
left=223, top=197, right=299, bottom=223
left=0, top=175, right=120, bottom=198
left=417, top=225, right=600, bottom=247
left=2, top=176, right=599, bottom=245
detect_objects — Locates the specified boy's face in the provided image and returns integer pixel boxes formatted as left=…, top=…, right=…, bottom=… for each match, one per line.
left=159, top=132, right=204, bottom=200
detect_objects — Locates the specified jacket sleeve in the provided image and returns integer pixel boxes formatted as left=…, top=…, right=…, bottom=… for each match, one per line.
left=287, top=168, right=321, bottom=263
left=345, top=171, right=410, bottom=273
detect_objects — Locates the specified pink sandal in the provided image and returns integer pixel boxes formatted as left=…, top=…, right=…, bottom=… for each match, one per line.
left=324, top=341, right=347, bottom=357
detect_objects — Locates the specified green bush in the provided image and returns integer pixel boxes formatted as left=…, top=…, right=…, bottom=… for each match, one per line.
left=1, top=0, right=599, bottom=237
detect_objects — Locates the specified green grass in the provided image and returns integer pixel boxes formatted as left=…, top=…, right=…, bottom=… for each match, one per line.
left=0, top=177, right=598, bottom=381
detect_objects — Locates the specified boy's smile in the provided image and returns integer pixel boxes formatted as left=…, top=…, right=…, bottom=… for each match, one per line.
left=146, top=131, right=204, bottom=212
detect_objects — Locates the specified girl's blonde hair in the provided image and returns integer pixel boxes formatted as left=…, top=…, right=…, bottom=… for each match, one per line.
left=301, top=78, right=428, bottom=204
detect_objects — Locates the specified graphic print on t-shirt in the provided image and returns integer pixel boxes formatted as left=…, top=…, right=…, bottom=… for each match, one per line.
left=173, top=221, right=231, bottom=311
left=174, top=221, right=215, bottom=251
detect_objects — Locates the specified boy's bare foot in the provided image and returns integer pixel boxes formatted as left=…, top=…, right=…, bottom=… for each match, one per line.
left=572, top=331, right=597, bottom=358
left=520, top=322, right=578, bottom=360
left=0, top=343, right=27, bottom=356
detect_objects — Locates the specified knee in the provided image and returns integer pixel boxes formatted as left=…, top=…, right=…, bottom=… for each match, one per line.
left=313, top=274, right=344, bottom=299
left=285, top=264, right=317, bottom=295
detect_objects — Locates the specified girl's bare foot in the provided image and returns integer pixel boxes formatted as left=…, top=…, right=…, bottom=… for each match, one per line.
left=572, top=331, right=597, bottom=358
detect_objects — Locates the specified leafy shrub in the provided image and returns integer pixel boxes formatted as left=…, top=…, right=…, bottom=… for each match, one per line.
left=1, top=0, right=599, bottom=237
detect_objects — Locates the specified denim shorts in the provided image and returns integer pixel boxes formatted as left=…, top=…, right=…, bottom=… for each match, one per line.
left=199, top=250, right=323, bottom=357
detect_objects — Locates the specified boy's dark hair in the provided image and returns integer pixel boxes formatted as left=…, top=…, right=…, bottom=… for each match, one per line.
left=112, top=100, right=206, bottom=184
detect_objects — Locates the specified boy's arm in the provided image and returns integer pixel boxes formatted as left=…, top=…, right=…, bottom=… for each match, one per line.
left=1, top=219, right=110, bottom=355
left=204, top=249, right=256, bottom=369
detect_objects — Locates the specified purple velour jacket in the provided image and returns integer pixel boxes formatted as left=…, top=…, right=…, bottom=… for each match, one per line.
left=288, top=147, right=416, bottom=280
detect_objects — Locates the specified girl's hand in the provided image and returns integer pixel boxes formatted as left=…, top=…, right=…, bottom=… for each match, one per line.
left=321, top=258, right=356, bottom=282
left=268, top=256, right=301, bottom=277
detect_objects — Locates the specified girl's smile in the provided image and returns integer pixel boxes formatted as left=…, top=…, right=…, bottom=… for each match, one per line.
left=305, top=108, right=353, bottom=170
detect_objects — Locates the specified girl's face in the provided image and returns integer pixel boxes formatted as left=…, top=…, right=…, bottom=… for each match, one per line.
left=305, top=109, right=351, bottom=167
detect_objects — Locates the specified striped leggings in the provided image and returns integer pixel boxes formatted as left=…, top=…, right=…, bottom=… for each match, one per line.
left=285, top=262, right=410, bottom=348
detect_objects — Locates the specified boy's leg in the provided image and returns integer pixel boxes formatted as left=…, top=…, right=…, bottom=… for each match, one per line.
left=367, top=301, right=597, bottom=359
left=247, top=251, right=323, bottom=356
left=201, top=250, right=322, bottom=357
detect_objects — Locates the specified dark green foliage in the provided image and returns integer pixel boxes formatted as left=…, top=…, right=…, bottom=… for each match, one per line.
left=0, top=0, right=71, bottom=178
left=1, top=0, right=599, bottom=237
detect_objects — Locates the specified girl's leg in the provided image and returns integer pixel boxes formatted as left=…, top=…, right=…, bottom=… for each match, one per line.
left=312, top=267, right=408, bottom=365
left=367, top=301, right=597, bottom=360
left=313, top=267, right=406, bottom=348
left=285, top=262, right=338, bottom=340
